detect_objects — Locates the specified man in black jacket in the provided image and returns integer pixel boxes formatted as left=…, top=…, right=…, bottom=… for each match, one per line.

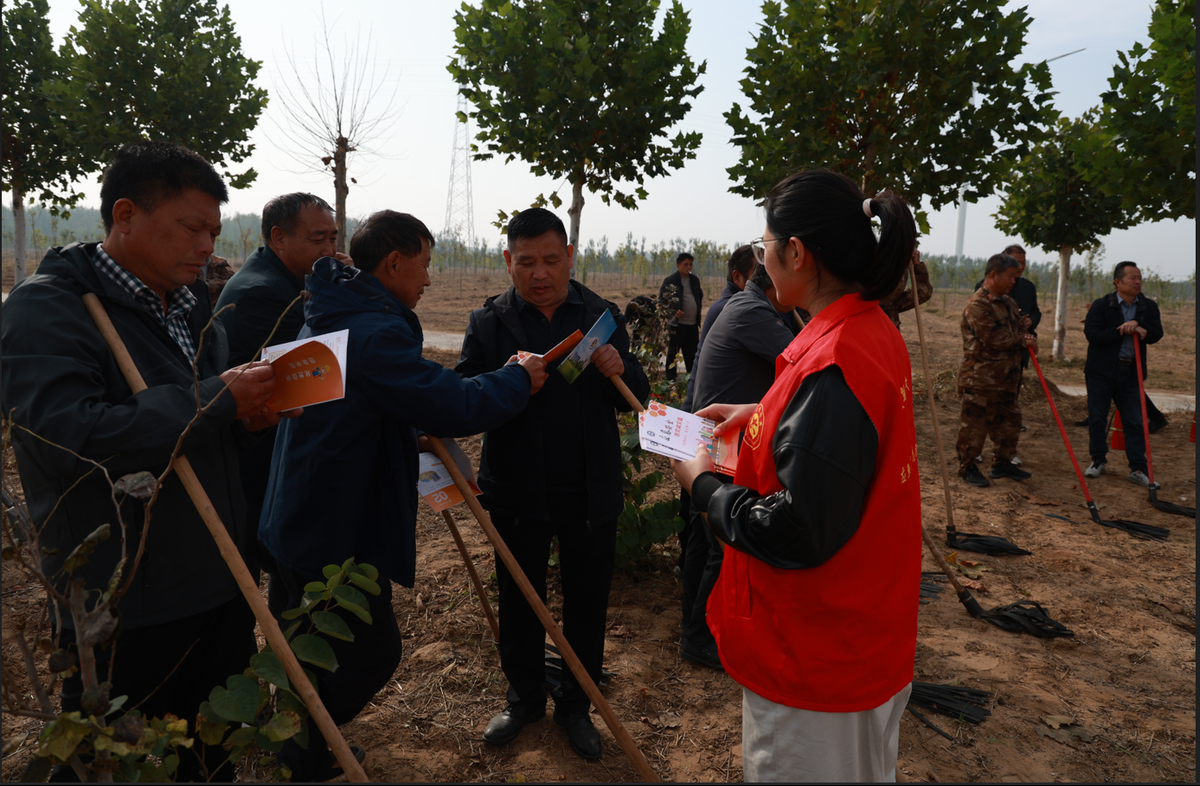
left=456, top=209, right=649, bottom=760
left=216, top=192, right=345, bottom=584
left=1, top=142, right=286, bottom=781
left=659, top=252, right=703, bottom=379
left=1083, top=261, right=1164, bottom=487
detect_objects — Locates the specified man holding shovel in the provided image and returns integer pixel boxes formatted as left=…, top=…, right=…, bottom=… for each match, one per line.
left=955, top=253, right=1037, bottom=487
left=2, top=142, right=290, bottom=781
left=456, top=208, right=649, bottom=760
left=259, top=210, right=547, bottom=781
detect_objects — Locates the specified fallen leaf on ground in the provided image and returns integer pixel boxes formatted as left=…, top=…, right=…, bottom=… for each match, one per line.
left=608, top=624, right=630, bottom=637
left=959, top=578, right=986, bottom=592
left=1036, top=723, right=1093, bottom=745
left=651, top=711, right=682, bottom=729
left=960, top=559, right=983, bottom=567
left=1041, top=714, right=1076, bottom=729
left=1023, top=494, right=1061, bottom=506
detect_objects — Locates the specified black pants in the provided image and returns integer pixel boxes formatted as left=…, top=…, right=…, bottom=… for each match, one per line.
left=665, top=324, right=699, bottom=379
left=54, top=597, right=256, bottom=782
left=680, top=510, right=724, bottom=650
left=491, top=511, right=616, bottom=714
left=1086, top=365, right=1147, bottom=472
left=271, top=563, right=403, bottom=780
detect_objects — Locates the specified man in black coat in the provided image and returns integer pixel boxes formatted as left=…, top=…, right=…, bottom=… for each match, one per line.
left=659, top=252, right=703, bottom=379
left=1, top=142, right=287, bottom=781
left=456, top=209, right=649, bottom=760
left=1083, top=261, right=1164, bottom=487
left=216, top=192, right=345, bottom=583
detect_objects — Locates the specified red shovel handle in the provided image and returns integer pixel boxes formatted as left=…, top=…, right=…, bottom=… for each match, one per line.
left=1027, top=349, right=1096, bottom=504
left=1132, top=339, right=1156, bottom=484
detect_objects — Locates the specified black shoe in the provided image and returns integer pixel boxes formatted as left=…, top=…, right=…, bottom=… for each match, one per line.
left=989, top=461, right=1032, bottom=480
left=483, top=703, right=546, bottom=746
left=962, top=465, right=990, bottom=487
left=680, top=641, right=724, bottom=671
left=288, top=745, right=367, bottom=783
left=1073, top=418, right=1089, bottom=427
left=1149, top=419, right=1169, bottom=434
left=554, top=709, right=602, bottom=760
left=1020, top=425, right=1027, bottom=432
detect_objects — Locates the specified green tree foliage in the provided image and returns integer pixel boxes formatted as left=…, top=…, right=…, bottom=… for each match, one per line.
left=994, top=114, right=1130, bottom=359
left=448, top=0, right=706, bottom=248
left=61, top=0, right=268, bottom=190
left=1074, top=0, right=1196, bottom=221
left=725, top=0, right=1056, bottom=232
left=1, top=0, right=85, bottom=281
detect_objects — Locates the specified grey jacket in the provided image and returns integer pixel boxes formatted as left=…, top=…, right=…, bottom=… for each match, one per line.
left=2, top=243, right=248, bottom=629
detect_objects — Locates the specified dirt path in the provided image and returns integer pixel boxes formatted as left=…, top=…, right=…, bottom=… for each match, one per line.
left=2, top=274, right=1194, bottom=783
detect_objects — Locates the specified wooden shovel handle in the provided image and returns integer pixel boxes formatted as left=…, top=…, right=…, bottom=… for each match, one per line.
left=82, top=293, right=368, bottom=782
left=427, top=437, right=660, bottom=782
left=608, top=373, right=645, bottom=414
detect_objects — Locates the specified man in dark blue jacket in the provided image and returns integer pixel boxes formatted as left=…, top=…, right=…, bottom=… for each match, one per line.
left=259, top=211, right=546, bottom=781
left=1083, top=261, right=1164, bottom=487
left=456, top=208, right=649, bottom=760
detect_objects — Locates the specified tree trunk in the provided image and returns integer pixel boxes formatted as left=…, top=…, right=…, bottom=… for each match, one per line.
left=333, top=136, right=350, bottom=254
left=567, top=175, right=584, bottom=254
left=1052, top=243, right=1073, bottom=361
left=13, top=187, right=27, bottom=285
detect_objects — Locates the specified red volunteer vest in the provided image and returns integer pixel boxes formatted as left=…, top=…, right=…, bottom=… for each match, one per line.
left=709, top=293, right=921, bottom=712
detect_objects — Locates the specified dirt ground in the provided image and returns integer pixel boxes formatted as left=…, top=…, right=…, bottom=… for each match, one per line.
left=2, top=272, right=1195, bottom=783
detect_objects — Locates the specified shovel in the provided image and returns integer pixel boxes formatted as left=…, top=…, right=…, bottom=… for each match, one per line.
left=1133, top=340, right=1194, bottom=518
left=908, top=262, right=1073, bottom=638
left=1027, top=348, right=1168, bottom=541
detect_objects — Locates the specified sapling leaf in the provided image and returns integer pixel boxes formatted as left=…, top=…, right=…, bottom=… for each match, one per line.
left=291, top=634, right=339, bottom=672
left=348, top=572, right=381, bottom=596
left=356, top=563, right=380, bottom=581
left=331, top=585, right=372, bottom=624
left=208, top=675, right=259, bottom=724
left=250, top=651, right=291, bottom=691
left=260, top=710, right=302, bottom=743
left=114, top=471, right=158, bottom=499
left=311, top=611, right=354, bottom=642
left=303, top=581, right=327, bottom=594
left=322, top=564, right=340, bottom=579
left=63, top=524, right=110, bottom=572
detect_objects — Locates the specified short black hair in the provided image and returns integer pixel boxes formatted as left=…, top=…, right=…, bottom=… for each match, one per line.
left=727, top=245, right=755, bottom=283
left=1113, top=261, right=1139, bottom=282
left=100, top=141, right=228, bottom=233
left=749, top=262, right=773, bottom=291
left=985, top=253, right=1021, bottom=276
left=507, top=208, right=568, bottom=249
left=676, top=252, right=694, bottom=265
left=262, top=192, right=333, bottom=245
left=349, top=210, right=435, bottom=274
left=1003, top=243, right=1026, bottom=256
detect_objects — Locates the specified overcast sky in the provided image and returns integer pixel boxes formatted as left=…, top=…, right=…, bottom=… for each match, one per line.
left=39, top=0, right=1195, bottom=279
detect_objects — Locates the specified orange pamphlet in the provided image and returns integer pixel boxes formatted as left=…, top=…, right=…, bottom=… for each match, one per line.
left=261, top=329, right=349, bottom=412
left=514, top=329, right=584, bottom=365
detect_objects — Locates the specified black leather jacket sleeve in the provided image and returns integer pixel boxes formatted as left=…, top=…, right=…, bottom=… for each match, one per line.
left=691, top=365, right=878, bottom=569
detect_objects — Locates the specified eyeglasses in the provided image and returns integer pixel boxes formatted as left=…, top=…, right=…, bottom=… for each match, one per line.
left=750, top=235, right=790, bottom=265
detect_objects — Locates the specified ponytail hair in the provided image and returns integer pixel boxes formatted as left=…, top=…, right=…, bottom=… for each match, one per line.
left=763, top=169, right=917, bottom=301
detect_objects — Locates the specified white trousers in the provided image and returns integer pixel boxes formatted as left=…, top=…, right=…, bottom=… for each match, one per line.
left=742, top=682, right=912, bottom=783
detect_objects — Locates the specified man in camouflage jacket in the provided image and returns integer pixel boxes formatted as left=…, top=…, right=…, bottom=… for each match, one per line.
left=955, top=253, right=1037, bottom=487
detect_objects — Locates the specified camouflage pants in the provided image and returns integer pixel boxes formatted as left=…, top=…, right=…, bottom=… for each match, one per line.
left=956, top=388, right=1021, bottom=473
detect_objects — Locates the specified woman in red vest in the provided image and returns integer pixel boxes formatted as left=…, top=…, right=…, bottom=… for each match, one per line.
left=672, top=169, right=921, bottom=782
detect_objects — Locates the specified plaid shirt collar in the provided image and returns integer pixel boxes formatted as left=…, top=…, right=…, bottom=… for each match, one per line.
left=91, top=244, right=198, bottom=364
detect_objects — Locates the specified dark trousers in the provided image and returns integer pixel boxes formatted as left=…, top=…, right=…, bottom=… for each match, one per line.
left=675, top=490, right=691, bottom=571
left=665, top=324, right=699, bottom=379
left=271, top=562, right=403, bottom=780
left=680, top=510, right=724, bottom=650
left=491, top=511, right=616, bottom=714
left=1086, top=366, right=1147, bottom=472
left=54, top=597, right=256, bottom=782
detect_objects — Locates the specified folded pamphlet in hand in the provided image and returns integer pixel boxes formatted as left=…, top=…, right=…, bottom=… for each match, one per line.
left=638, top=400, right=739, bottom=475
left=261, top=329, right=349, bottom=411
